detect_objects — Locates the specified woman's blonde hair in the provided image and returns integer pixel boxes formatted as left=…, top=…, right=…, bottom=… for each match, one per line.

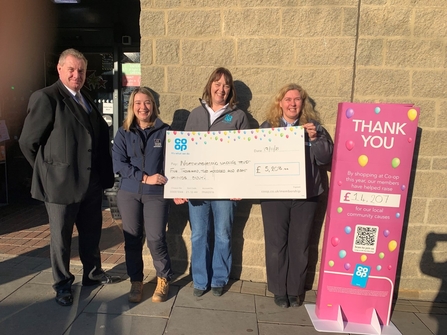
left=265, top=83, right=320, bottom=127
left=123, top=87, right=160, bottom=131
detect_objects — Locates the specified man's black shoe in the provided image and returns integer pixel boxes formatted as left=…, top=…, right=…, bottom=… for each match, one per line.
left=82, top=267, right=121, bottom=286
left=274, top=295, right=289, bottom=308
left=55, top=289, right=73, bottom=306
left=288, top=295, right=302, bottom=308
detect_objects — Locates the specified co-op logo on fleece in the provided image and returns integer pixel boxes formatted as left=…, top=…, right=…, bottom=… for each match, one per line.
left=174, top=138, right=188, bottom=151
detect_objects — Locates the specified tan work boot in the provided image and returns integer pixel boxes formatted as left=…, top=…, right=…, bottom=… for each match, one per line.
left=128, top=281, right=143, bottom=303
left=152, top=277, right=169, bottom=303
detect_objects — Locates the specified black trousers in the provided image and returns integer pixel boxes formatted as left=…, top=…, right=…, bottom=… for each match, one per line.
left=117, top=189, right=172, bottom=282
left=260, top=197, right=318, bottom=297
left=45, top=178, right=103, bottom=291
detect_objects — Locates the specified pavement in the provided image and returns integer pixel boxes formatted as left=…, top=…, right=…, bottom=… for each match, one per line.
left=1, top=198, right=446, bottom=335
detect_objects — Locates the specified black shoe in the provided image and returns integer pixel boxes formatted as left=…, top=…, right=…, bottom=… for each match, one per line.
left=83, top=268, right=121, bottom=286
left=55, top=289, right=73, bottom=306
left=288, top=295, right=302, bottom=308
left=193, top=288, right=206, bottom=297
left=274, top=295, right=289, bottom=308
left=211, top=287, right=223, bottom=297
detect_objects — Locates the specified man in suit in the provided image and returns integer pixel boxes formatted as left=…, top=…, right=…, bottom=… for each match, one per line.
left=19, top=48, right=120, bottom=306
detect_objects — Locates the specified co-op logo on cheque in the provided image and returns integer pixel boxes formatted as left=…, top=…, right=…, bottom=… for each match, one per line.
left=174, top=138, right=188, bottom=151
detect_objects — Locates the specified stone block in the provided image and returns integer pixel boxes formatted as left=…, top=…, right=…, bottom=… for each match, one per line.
left=428, top=199, right=447, bottom=226
left=155, top=39, right=180, bottom=65
left=362, top=0, right=387, bottom=4
left=432, top=158, right=447, bottom=171
left=179, top=94, right=202, bottom=112
left=233, top=216, right=264, bottom=241
left=342, top=7, right=359, bottom=36
left=399, top=249, right=424, bottom=277
left=412, top=71, right=447, bottom=99
left=167, top=235, right=190, bottom=260
left=407, top=198, right=427, bottom=223
left=413, top=171, right=447, bottom=198
left=414, top=9, right=447, bottom=38
left=295, top=37, right=355, bottom=66
left=406, top=99, right=435, bottom=128
left=141, top=66, right=165, bottom=93
left=232, top=67, right=290, bottom=95
left=403, top=226, right=431, bottom=254
left=386, top=40, right=444, bottom=68
left=417, top=289, right=441, bottom=303
left=316, top=98, right=345, bottom=125
left=359, top=7, right=412, bottom=37
left=237, top=38, right=294, bottom=66
left=438, top=101, right=447, bottom=128
left=140, top=39, right=153, bottom=65
left=247, top=96, right=270, bottom=123
left=400, top=277, right=442, bottom=300
left=415, top=157, right=431, bottom=171
left=152, top=0, right=181, bottom=8
left=166, top=66, right=213, bottom=94
left=140, top=10, right=165, bottom=36
left=355, top=68, right=410, bottom=97
left=182, top=0, right=239, bottom=7
left=167, top=10, right=221, bottom=37
left=418, top=129, right=447, bottom=156
left=240, top=0, right=297, bottom=6
left=280, top=68, right=344, bottom=97
left=338, top=68, right=355, bottom=97
left=181, top=39, right=235, bottom=66
left=158, top=94, right=181, bottom=121
left=239, top=241, right=265, bottom=267
left=356, top=38, right=384, bottom=66
left=234, top=265, right=266, bottom=282
left=224, top=8, right=281, bottom=36
left=298, top=0, right=357, bottom=4
left=282, top=7, right=345, bottom=37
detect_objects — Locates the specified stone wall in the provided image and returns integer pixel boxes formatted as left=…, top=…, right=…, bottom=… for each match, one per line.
left=139, top=0, right=447, bottom=301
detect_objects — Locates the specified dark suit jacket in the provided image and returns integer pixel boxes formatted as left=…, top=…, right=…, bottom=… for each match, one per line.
left=19, top=80, right=114, bottom=204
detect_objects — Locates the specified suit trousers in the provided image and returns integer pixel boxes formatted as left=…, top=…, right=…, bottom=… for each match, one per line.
left=45, top=177, right=103, bottom=291
left=260, top=197, right=318, bottom=297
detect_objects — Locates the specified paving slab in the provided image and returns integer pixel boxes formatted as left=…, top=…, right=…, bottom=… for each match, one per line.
left=174, top=285, right=256, bottom=313
left=9, top=256, right=51, bottom=271
left=241, top=281, right=266, bottom=295
left=0, top=274, right=36, bottom=301
left=390, top=311, right=434, bottom=335
left=0, top=261, right=41, bottom=276
left=165, top=305, right=258, bottom=335
left=0, top=283, right=100, bottom=335
left=258, top=322, right=345, bottom=335
left=414, top=312, right=447, bottom=335
left=84, top=279, right=178, bottom=318
left=28, top=270, right=54, bottom=285
left=65, top=312, right=168, bottom=335
left=255, top=295, right=313, bottom=326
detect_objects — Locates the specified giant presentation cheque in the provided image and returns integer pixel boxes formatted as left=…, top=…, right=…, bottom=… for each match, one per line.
left=164, top=127, right=307, bottom=199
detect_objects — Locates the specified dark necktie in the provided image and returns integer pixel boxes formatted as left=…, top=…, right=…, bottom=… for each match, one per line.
left=75, top=92, right=89, bottom=113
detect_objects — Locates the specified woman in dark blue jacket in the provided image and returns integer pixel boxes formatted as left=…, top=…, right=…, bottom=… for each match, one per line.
left=260, top=83, right=333, bottom=308
left=112, top=87, right=172, bottom=304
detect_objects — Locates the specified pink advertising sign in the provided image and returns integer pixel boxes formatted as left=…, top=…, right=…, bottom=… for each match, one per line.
left=312, top=103, right=419, bottom=330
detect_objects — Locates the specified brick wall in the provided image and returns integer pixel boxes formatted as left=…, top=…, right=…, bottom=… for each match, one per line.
left=139, top=0, right=447, bottom=301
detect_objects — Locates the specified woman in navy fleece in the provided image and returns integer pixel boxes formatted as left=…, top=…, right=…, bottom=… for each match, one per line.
left=112, top=87, right=172, bottom=304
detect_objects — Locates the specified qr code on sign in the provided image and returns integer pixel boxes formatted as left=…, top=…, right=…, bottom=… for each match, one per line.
left=352, top=225, right=379, bottom=254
